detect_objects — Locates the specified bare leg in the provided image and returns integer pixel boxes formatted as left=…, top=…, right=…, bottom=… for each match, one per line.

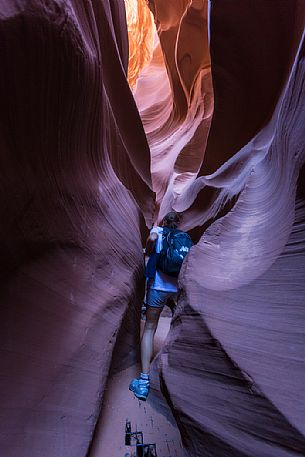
left=141, top=306, right=162, bottom=374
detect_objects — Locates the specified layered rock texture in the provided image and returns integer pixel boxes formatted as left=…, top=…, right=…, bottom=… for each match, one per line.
left=133, top=0, right=214, bottom=216
left=0, top=1, right=153, bottom=456
left=1, top=1, right=305, bottom=457
left=125, top=0, right=305, bottom=455
left=148, top=1, right=305, bottom=456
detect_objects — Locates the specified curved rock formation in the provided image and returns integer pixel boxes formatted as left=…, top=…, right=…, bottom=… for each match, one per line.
left=148, top=1, right=305, bottom=456
left=1, top=0, right=305, bottom=456
left=159, top=45, right=305, bottom=452
left=0, top=1, right=153, bottom=456
left=124, top=0, right=155, bottom=89
left=133, top=0, right=214, bottom=213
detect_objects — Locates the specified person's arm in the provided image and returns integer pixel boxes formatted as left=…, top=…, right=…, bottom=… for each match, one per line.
left=144, top=229, right=158, bottom=289
left=145, top=231, right=157, bottom=256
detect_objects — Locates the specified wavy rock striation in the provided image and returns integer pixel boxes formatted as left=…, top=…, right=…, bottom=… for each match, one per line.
left=0, top=1, right=153, bottom=456
left=150, top=1, right=305, bottom=456
left=1, top=0, right=305, bottom=456
left=133, top=0, right=214, bottom=215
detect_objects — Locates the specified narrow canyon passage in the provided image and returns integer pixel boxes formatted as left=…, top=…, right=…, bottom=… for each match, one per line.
left=0, top=1, right=305, bottom=457
left=90, top=314, right=185, bottom=457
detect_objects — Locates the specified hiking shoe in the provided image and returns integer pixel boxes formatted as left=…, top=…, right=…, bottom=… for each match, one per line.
left=129, top=377, right=150, bottom=401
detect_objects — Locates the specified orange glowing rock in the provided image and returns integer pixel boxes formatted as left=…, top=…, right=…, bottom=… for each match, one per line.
left=130, top=0, right=213, bottom=215
left=124, top=0, right=155, bottom=89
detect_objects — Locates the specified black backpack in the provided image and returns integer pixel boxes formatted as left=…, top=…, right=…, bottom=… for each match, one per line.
left=156, top=227, right=193, bottom=277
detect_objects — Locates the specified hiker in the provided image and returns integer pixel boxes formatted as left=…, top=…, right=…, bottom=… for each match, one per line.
left=129, top=211, right=193, bottom=401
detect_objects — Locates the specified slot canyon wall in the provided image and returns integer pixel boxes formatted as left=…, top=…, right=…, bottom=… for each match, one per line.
left=0, top=1, right=305, bottom=457
left=143, top=1, right=305, bottom=456
left=0, top=1, right=154, bottom=456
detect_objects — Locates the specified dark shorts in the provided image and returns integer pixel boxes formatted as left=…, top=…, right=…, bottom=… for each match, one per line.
left=145, top=287, right=177, bottom=310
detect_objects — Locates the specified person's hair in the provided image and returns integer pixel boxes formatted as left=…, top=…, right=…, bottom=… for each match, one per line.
left=162, top=211, right=181, bottom=229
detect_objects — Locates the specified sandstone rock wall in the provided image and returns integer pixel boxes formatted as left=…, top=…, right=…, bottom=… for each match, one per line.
left=148, top=1, right=305, bottom=455
left=1, top=1, right=305, bottom=456
left=0, top=1, right=153, bottom=456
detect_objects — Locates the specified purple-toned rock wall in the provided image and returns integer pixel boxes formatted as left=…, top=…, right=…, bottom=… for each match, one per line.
left=1, top=1, right=305, bottom=456
left=154, top=1, right=305, bottom=456
left=0, top=1, right=153, bottom=456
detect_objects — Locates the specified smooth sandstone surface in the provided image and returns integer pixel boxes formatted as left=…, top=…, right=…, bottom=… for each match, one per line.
left=131, top=0, right=305, bottom=455
left=0, top=1, right=153, bottom=456
left=1, top=1, right=305, bottom=457
left=148, top=1, right=305, bottom=456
